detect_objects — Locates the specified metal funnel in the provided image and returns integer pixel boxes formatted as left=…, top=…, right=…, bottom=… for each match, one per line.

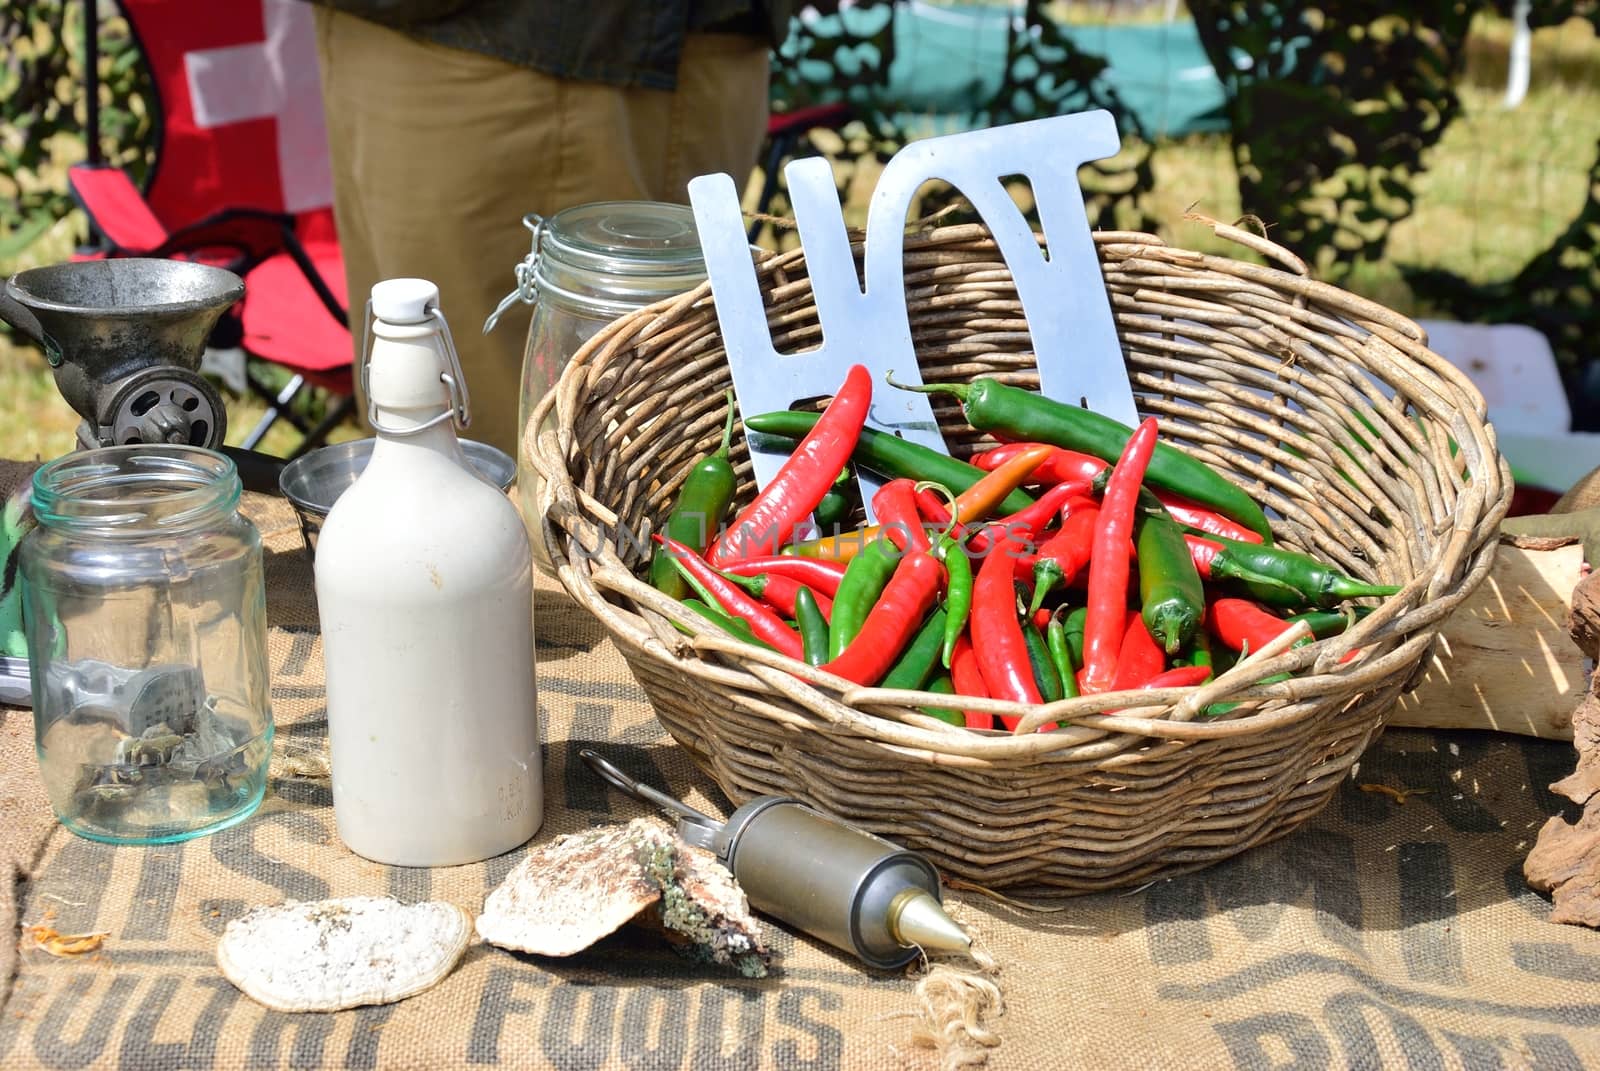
left=1, top=259, right=244, bottom=426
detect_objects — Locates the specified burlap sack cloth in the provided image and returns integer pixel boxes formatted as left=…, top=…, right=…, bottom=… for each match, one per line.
left=4, top=492, right=1600, bottom=1070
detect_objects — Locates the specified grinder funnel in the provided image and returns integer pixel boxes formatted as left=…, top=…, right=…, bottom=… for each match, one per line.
left=1, top=259, right=243, bottom=449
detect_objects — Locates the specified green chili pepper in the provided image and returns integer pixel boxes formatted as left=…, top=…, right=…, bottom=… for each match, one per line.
left=678, top=599, right=775, bottom=650
left=745, top=410, right=1035, bottom=516
left=1062, top=605, right=1087, bottom=668
left=814, top=465, right=854, bottom=532
left=1024, top=621, right=1064, bottom=702
left=828, top=538, right=901, bottom=659
left=1173, top=629, right=1214, bottom=672
left=1286, top=606, right=1373, bottom=642
left=1046, top=614, right=1080, bottom=698
left=794, top=587, right=830, bottom=667
left=651, top=391, right=738, bottom=599
left=919, top=676, right=965, bottom=726
left=935, top=534, right=972, bottom=668
left=881, top=607, right=949, bottom=690
left=1136, top=511, right=1205, bottom=655
left=885, top=375, right=1273, bottom=543
left=814, top=491, right=851, bottom=530
left=1200, top=535, right=1399, bottom=609
left=1197, top=557, right=1309, bottom=609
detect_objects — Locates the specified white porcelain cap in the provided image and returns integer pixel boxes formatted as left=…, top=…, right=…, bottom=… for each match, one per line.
left=371, top=278, right=439, bottom=324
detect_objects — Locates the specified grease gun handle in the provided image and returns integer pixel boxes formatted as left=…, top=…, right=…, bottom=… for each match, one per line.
left=579, top=749, right=724, bottom=846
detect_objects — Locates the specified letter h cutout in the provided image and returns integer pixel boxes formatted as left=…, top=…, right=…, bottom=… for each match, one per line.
left=688, top=110, right=1136, bottom=523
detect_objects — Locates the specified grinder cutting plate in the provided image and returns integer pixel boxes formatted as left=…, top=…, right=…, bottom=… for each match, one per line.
left=688, top=110, right=1137, bottom=523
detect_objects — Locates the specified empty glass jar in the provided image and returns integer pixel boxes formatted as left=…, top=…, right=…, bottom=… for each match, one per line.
left=21, top=446, right=272, bottom=844
left=503, top=202, right=708, bottom=566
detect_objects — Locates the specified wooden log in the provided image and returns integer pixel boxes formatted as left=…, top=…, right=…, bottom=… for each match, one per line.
left=1391, top=541, right=1587, bottom=740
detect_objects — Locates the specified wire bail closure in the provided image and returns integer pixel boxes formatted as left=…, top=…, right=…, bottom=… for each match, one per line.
left=483, top=213, right=545, bottom=335
left=360, top=297, right=473, bottom=435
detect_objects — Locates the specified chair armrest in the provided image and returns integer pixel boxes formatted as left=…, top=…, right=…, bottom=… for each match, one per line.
left=68, top=164, right=169, bottom=254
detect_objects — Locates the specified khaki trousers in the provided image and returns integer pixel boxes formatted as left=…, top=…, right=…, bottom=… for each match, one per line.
left=313, top=8, right=771, bottom=455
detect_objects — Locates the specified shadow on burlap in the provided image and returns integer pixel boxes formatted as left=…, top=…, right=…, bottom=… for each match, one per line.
left=4, top=493, right=1600, bottom=1070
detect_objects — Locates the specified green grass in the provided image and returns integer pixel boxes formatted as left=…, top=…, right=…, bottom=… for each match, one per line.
left=1141, top=14, right=1600, bottom=317
left=3, top=12, right=1596, bottom=460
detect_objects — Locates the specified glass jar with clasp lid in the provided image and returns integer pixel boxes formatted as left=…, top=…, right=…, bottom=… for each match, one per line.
left=487, top=202, right=708, bottom=568
left=20, top=446, right=272, bottom=844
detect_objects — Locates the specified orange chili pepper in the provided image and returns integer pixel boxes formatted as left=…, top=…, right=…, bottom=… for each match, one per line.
left=791, top=443, right=1053, bottom=562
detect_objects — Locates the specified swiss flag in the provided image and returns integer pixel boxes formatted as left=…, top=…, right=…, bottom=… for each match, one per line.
left=132, top=0, right=332, bottom=228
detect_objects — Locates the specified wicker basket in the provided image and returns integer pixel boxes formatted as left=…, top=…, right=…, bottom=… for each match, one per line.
left=527, top=218, right=1510, bottom=895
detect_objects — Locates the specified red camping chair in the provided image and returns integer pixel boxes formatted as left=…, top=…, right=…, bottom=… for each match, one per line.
left=71, top=0, right=353, bottom=457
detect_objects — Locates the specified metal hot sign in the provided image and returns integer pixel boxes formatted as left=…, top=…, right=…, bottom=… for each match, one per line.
left=688, top=110, right=1135, bottom=523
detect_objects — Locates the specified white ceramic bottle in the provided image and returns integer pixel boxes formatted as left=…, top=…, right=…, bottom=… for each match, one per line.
left=315, top=279, right=542, bottom=866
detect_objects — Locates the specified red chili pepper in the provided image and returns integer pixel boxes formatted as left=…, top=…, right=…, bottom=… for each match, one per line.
left=972, top=443, right=1109, bottom=485
left=1012, top=489, right=1099, bottom=583
left=1141, top=665, right=1213, bottom=689
left=1011, top=553, right=1039, bottom=584
left=914, top=486, right=952, bottom=524
left=871, top=478, right=931, bottom=556
left=949, top=634, right=995, bottom=730
left=821, top=551, right=945, bottom=686
left=1031, top=606, right=1052, bottom=631
left=973, top=530, right=1044, bottom=723
left=657, top=536, right=804, bottom=659
left=1028, top=498, right=1102, bottom=612
left=1109, top=614, right=1165, bottom=692
left=1184, top=533, right=1224, bottom=580
left=1156, top=489, right=1263, bottom=544
left=1061, top=493, right=1099, bottom=518
left=949, top=508, right=1066, bottom=564
left=988, top=480, right=1091, bottom=537
left=1081, top=418, right=1159, bottom=693
left=1208, top=597, right=1291, bottom=655
left=710, top=364, right=871, bottom=564
left=906, top=444, right=1054, bottom=557
left=722, top=555, right=848, bottom=598
left=727, top=571, right=834, bottom=623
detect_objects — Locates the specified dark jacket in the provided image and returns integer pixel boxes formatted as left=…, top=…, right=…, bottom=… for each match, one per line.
left=309, top=1, right=792, bottom=91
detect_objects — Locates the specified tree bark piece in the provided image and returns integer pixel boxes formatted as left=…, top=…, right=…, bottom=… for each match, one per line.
left=1525, top=627, right=1600, bottom=927
left=1568, top=570, right=1600, bottom=661
left=216, top=897, right=473, bottom=1012
left=477, top=816, right=770, bottom=976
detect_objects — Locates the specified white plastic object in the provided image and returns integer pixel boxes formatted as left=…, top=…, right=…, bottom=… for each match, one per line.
left=1504, top=0, right=1532, bottom=109
left=688, top=110, right=1135, bottom=521
left=371, top=277, right=439, bottom=324
left=315, top=282, right=542, bottom=867
left=1417, top=320, right=1569, bottom=436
